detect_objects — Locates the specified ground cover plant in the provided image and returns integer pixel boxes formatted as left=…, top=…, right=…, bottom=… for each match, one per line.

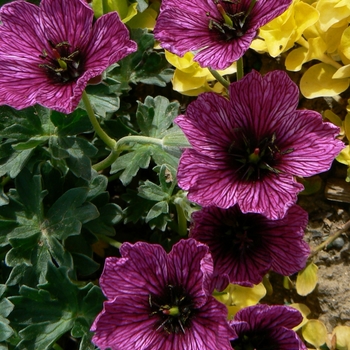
left=0, top=0, right=350, bottom=349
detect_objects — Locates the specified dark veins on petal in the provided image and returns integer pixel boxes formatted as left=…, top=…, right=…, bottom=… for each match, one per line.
left=228, top=129, right=293, bottom=181
left=148, top=284, right=196, bottom=334
left=39, top=40, right=84, bottom=83
left=207, top=0, right=254, bottom=41
left=231, top=330, right=278, bottom=350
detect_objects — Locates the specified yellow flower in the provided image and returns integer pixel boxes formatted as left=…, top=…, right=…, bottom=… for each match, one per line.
left=251, top=0, right=319, bottom=57
left=213, top=283, right=266, bottom=319
left=164, top=51, right=236, bottom=96
left=92, top=0, right=137, bottom=22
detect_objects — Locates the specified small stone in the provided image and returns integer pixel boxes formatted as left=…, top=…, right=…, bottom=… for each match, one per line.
left=337, top=209, right=344, bottom=216
left=330, top=237, right=345, bottom=250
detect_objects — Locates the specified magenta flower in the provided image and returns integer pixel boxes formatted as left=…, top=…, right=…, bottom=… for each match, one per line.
left=91, top=239, right=235, bottom=350
left=175, top=70, right=344, bottom=219
left=154, top=0, right=292, bottom=70
left=190, top=204, right=310, bottom=289
left=0, top=0, right=137, bottom=114
left=229, top=304, right=307, bottom=349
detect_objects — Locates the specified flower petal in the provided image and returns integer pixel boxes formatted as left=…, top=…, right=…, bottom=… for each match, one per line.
left=39, top=0, right=92, bottom=48
left=100, top=242, right=168, bottom=299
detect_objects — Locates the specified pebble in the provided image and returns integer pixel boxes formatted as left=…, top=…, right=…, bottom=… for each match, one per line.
left=329, top=237, right=345, bottom=250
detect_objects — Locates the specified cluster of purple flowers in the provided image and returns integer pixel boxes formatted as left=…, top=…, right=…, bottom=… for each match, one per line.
left=0, top=0, right=344, bottom=349
left=92, top=239, right=308, bottom=350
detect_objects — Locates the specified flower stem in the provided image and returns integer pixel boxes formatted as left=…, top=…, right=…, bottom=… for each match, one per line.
left=309, top=219, right=350, bottom=259
left=92, top=135, right=164, bottom=172
left=96, top=234, right=122, bottom=249
left=82, top=91, right=116, bottom=150
left=236, top=57, right=244, bottom=81
left=175, top=203, right=188, bottom=236
left=208, top=68, right=230, bottom=89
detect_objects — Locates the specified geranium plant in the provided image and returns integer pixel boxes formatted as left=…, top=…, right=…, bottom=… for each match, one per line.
left=0, top=0, right=348, bottom=349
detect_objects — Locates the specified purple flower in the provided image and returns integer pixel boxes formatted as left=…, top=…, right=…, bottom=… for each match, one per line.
left=229, top=304, right=307, bottom=349
left=91, top=239, right=235, bottom=350
left=190, top=204, right=310, bottom=289
left=154, top=0, right=292, bottom=70
left=0, top=0, right=137, bottom=114
left=175, top=70, right=344, bottom=219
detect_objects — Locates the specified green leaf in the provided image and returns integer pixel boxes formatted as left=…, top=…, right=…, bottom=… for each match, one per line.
left=86, top=203, right=123, bottom=236
left=146, top=201, right=169, bottom=222
left=136, top=96, right=180, bottom=138
left=138, top=180, right=169, bottom=202
left=121, top=189, right=154, bottom=224
left=8, top=263, right=104, bottom=350
left=49, top=136, right=97, bottom=181
left=42, top=188, right=99, bottom=240
left=15, top=168, right=45, bottom=220
left=0, top=148, right=34, bottom=178
left=111, top=144, right=153, bottom=185
left=50, top=109, right=92, bottom=136
left=82, top=84, right=120, bottom=118
left=108, top=29, right=173, bottom=90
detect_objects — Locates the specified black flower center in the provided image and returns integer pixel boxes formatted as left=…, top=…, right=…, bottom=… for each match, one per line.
left=39, top=41, right=84, bottom=83
left=228, top=129, right=293, bottom=181
left=148, top=285, right=195, bottom=334
left=222, top=214, right=261, bottom=253
left=207, top=0, right=255, bottom=41
left=230, top=331, right=278, bottom=349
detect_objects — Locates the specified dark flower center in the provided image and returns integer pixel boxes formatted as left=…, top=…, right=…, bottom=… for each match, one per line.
left=230, top=331, right=278, bottom=349
left=222, top=213, right=262, bottom=253
left=228, top=129, right=293, bottom=181
left=207, top=0, right=256, bottom=41
left=39, top=41, right=84, bottom=83
left=148, top=285, right=195, bottom=334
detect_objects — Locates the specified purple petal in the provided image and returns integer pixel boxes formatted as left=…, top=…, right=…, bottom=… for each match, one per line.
left=277, top=110, right=344, bottom=176
left=168, top=239, right=214, bottom=305
left=228, top=70, right=299, bottom=137
left=235, top=173, right=304, bottom=219
left=83, top=12, right=137, bottom=70
left=235, top=305, right=303, bottom=330
left=0, top=1, right=44, bottom=56
left=91, top=295, right=162, bottom=350
left=100, top=242, right=168, bottom=299
left=249, top=0, right=293, bottom=29
left=39, top=0, right=92, bottom=49
left=261, top=205, right=310, bottom=275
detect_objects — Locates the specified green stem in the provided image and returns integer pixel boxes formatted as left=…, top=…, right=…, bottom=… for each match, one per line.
left=175, top=203, right=188, bottom=237
left=309, top=219, right=350, bottom=259
left=92, top=150, right=120, bottom=172
left=236, top=57, right=244, bottom=81
left=82, top=91, right=116, bottom=150
left=116, top=135, right=164, bottom=149
left=96, top=234, right=122, bottom=249
left=92, top=135, right=164, bottom=172
left=208, top=68, right=230, bottom=89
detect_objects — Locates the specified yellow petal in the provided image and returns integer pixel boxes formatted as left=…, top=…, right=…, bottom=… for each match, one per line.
left=302, top=319, right=328, bottom=348
left=339, top=27, right=350, bottom=61
left=332, top=325, right=350, bottom=350
left=316, top=0, right=350, bottom=32
left=323, top=109, right=343, bottom=127
left=336, top=145, right=350, bottom=166
left=296, top=262, right=318, bottom=296
left=300, top=63, right=350, bottom=98
left=290, top=303, right=311, bottom=330
left=171, top=69, right=209, bottom=96
left=214, top=283, right=266, bottom=319
left=285, top=47, right=308, bottom=71
left=294, top=1, right=320, bottom=38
